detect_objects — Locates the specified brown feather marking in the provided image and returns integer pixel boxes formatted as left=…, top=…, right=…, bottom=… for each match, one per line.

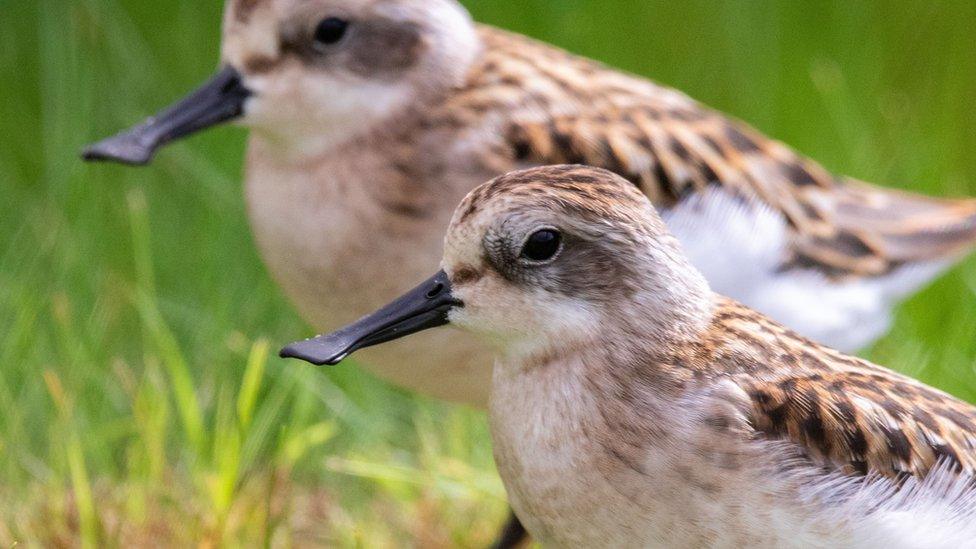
left=442, top=25, right=976, bottom=280
left=691, top=298, right=976, bottom=480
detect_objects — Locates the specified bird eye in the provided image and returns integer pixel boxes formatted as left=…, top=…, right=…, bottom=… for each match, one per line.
left=520, top=229, right=562, bottom=262
left=314, top=17, right=349, bottom=46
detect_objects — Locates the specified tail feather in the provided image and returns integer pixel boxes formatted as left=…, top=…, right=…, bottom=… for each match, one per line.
left=834, top=181, right=976, bottom=262
left=794, top=181, right=976, bottom=278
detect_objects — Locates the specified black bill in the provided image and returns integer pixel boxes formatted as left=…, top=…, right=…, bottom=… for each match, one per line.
left=280, top=270, right=461, bottom=366
left=82, top=66, right=251, bottom=166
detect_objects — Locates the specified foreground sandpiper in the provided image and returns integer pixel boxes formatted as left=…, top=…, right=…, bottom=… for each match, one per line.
left=84, top=0, right=976, bottom=409
left=282, top=166, right=976, bottom=548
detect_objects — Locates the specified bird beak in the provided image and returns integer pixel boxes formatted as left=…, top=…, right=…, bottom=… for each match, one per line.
left=81, top=66, right=251, bottom=166
left=279, top=270, right=462, bottom=366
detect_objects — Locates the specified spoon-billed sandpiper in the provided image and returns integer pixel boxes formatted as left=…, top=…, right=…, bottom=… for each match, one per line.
left=282, top=165, right=976, bottom=548
left=84, top=1, right=976, bottom=407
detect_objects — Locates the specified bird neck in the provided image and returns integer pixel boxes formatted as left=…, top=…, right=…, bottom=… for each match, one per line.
left=617, top=248, right=716, bottom=350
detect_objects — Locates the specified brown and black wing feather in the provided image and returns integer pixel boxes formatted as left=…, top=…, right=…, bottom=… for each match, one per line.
left=706, top=299, right=976, bottom=479
left=739, top=369, right=976, bottom=479
left=458, top=26, right=976, bottom=279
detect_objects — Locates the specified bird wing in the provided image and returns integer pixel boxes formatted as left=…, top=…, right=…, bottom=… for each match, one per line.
left=463, top=26, right=976, bottom=279
left=707, top=300, right=976, bottom=478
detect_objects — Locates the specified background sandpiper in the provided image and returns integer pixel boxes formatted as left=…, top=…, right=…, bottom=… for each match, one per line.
left=84, top=0, right=976, bottom=409
left=284, top=165, right=976, bottom=548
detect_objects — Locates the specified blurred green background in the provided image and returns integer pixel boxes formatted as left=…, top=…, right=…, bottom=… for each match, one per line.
left=1, top=0, right=975, bottom=545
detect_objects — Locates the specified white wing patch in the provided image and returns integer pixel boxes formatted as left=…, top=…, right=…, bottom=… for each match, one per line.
left=662, top=187, right=950, bottom=351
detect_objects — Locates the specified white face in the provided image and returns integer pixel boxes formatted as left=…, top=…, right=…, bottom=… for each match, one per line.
left=449, top=268, right=603, bottom=358
left=220, top=0, right=479, bottom=156
left=441, top=206, right=606, bottom=357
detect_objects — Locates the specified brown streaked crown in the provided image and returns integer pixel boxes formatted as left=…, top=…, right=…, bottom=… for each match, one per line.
left=455, top=165, right=651, bottom=229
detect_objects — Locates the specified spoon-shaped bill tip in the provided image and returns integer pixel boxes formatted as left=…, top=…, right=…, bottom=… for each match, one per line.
left=81, top=132, right=157, bottom=165
left=80, top=66, right=251, bottom=167
left=279, top=270, right=461, bottom=367
left=279, top=338, right=349, bottom=366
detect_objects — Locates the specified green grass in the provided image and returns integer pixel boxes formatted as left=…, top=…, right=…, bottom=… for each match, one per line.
left=2, top=0, right=976, bottom=545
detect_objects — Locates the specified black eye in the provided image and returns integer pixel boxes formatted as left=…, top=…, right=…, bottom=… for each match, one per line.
left=520, top=229, right=562, bottom=262
left=314, top=17, right=349, bottom=45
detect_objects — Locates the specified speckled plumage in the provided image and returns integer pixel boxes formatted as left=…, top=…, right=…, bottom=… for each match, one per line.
left=679, top=297, right=976, bottom=478
left=441, top=166, right=976, bottom=547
